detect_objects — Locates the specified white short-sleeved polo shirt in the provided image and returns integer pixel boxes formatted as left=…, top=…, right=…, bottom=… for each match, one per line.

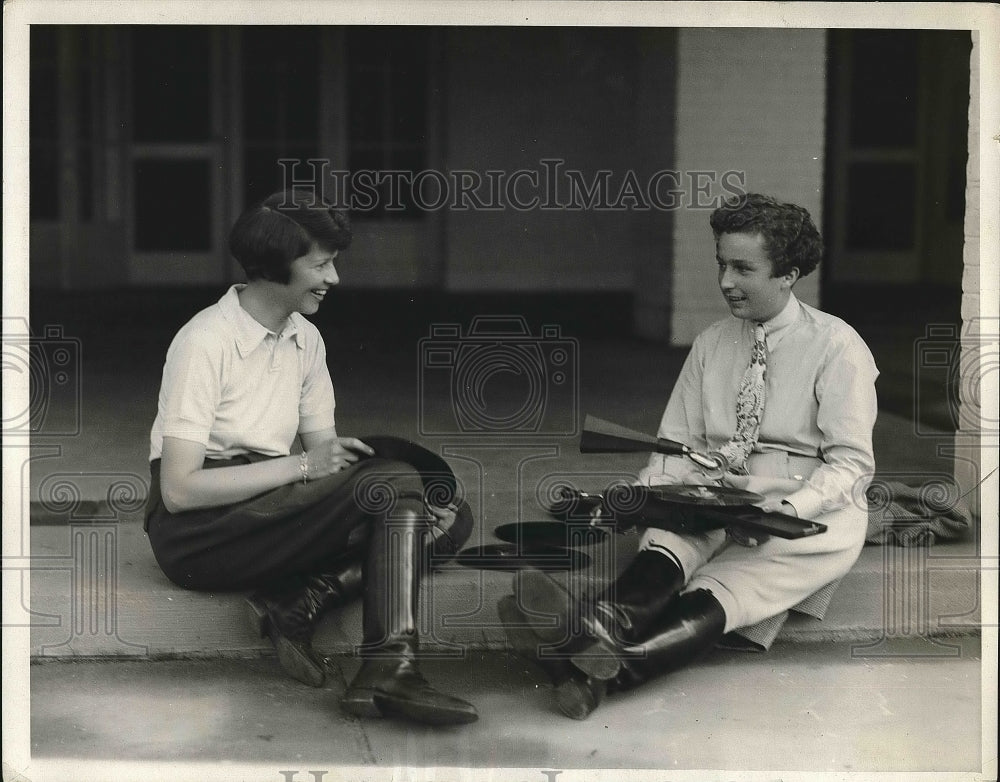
left=149, top=285, right=337, bottom=461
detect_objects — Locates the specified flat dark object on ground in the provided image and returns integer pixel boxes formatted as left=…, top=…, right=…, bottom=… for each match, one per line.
left=454, top=544, right=592, bottom=572
left=493, top=521, right=609, bottom=548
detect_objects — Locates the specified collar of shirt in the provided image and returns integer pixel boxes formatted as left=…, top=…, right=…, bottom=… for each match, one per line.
left=754, top=292, right=801, bottom=351
left=217, top=284, right=305, bottom=358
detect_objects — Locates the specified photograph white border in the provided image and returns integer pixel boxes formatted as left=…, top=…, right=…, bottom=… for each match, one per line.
left=4, top=2, right=997, bottom=781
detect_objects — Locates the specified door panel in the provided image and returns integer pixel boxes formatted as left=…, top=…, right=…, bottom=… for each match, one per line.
left=826, top=30, right=970, bottom=288
left=125, top=27, right=226, bottom=285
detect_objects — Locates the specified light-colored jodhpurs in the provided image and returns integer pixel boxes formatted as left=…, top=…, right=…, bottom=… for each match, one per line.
left=639, top=452, right=869, bottom=634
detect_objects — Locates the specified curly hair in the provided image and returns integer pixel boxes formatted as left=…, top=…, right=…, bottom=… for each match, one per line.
left=229, top=188, right=352, bottom=284
left=709, top=193, right=822, bottom=279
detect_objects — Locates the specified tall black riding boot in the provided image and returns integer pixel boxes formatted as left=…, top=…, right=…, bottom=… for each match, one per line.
left=515, top=549, right=685, bottom=650
left=247, top=559, right=364, bottom=687
left=571, top=588, right=727, bottom=687
left=590, top=549, right=686, bottom=643
left=340, top=500, right=478, bottom=725
left=497, top=595, right=607, bottom=720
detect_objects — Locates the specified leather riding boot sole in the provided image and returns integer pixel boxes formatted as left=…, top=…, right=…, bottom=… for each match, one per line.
left=497, top=594, right=605, bottom=720
left=339, top=686, right=383, bottom=719
left=555, top=676, right=606, bottom=721
left=570, top=634, right=625, bottom=681
left=497, top=595, right=550, bottom=660
left=246, top=596, right=326, bottom=688
left=343, top=685, right=479, bottom=726
left=514, top=571, right=623, bottom=680
left=373, top=689, right=479, bottom=726
left=513, top=570, right=578, bottom=645
left=341, top=662, right=479, bottom=726
left=340, top=662, right=390, bottom=719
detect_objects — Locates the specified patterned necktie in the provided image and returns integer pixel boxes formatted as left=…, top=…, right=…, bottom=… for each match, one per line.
left=715, top=322, right=767, bottom=474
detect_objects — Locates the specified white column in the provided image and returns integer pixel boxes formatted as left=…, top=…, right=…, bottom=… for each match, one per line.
left=954, top=30, right=997, bottom=522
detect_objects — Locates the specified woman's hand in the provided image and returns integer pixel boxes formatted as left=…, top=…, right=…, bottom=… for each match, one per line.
left=304, top=437, right=375, bottom=479
left=425, top=503, right=458, bottom=526
left=757, top=499, right=798, bottom=516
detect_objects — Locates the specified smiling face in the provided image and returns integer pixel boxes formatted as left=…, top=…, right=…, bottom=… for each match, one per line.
left=716, top=232, right=799, bottom=322
left=283, top=243, right=340, bottom=316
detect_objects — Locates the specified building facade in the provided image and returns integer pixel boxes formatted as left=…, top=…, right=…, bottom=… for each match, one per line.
left=29, top=25, right=970, bottom=343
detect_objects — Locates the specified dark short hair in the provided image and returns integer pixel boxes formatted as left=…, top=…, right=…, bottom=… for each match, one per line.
left=229, top=189, right=352, bottom=283
left=709, top=193, right=822, bottom=279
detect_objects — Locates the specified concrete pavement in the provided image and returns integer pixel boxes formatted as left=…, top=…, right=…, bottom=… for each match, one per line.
left=14, top=296, right=992, bottom=780
left=28, top=638, right=985, bottom=777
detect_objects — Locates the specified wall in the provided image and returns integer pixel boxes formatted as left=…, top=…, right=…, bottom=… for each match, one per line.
left=954, top=31, right=987, bottom=519
left=442, top=27, right=669, bottom=293
left=632, top=29, right=679, bottom=340
left=30, top=26, right=826, bottom=317
left=668, top=28, right=826, bottom=345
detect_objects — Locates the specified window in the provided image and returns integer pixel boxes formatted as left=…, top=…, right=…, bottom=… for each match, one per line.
left=132, top=27, right=212, bottom=143
left=133, top=159, right=212, bottom=251
left=30, top=25, right=97, bottom=221
left=347, top=27, right=429, bottom=218
left=241, top=27, right=321, bottom=206
left=30, top=26, right=60, bottom=220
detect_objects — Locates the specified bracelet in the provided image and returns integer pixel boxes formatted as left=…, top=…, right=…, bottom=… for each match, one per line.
left=299, top=451, right=310, bottom=484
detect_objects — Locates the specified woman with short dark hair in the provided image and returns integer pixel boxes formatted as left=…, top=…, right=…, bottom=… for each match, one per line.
left=144, top=188, right=477, bottom=726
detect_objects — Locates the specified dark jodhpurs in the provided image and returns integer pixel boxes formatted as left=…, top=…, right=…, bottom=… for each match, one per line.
left=145, top=454, right=466, bottom=593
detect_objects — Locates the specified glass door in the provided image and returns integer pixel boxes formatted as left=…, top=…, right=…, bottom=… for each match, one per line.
left=125, top=26, right=227, bottom=285
left=825, top=30, right=970, bottom=287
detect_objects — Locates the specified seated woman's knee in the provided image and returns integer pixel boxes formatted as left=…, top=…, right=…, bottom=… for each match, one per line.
left=353, top=458, right=425, bottom=502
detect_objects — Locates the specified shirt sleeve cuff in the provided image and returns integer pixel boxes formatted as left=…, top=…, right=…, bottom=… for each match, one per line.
left=162, top=420, right=212, bottom=446
left=637, top=456, right=705, bottom=487
left=782, top=485, right=824, bottom=520
left=299, top=412, right=336, bottom=435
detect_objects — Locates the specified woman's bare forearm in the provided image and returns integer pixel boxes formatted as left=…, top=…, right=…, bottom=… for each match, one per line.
left=161, top=452, right=301, bottom=513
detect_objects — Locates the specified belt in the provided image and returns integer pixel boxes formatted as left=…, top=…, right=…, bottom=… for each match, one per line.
left=745, top=451, right=822, bottom=481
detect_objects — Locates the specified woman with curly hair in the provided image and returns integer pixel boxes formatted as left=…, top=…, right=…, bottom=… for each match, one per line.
left=504, top=193, right=879, bottom=720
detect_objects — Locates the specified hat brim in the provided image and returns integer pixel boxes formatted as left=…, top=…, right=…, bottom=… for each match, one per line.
left=361, top=434, right=474, bottom=554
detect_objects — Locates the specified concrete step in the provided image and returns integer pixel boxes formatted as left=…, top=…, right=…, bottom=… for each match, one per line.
left=26, top=515, right=981, bottom=659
